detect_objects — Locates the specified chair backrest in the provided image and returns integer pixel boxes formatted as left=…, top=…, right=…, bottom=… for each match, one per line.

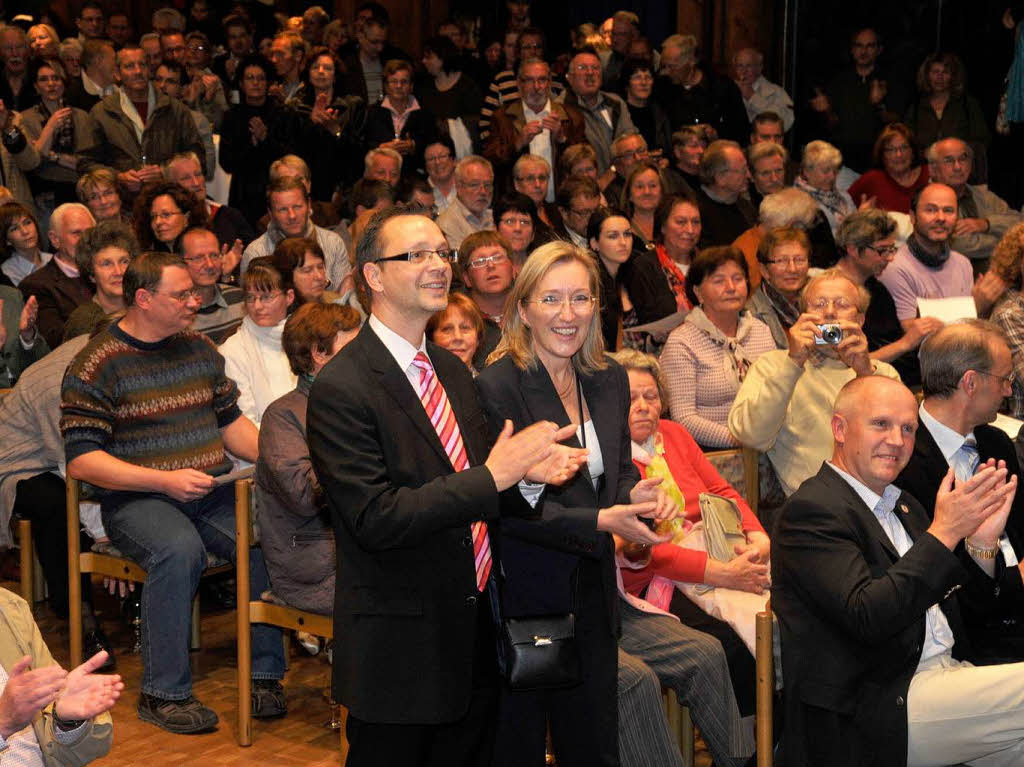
left=703, top=446, right=761, bottom=516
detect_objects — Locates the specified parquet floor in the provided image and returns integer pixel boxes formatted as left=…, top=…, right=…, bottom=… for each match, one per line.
left=31, top=586, right=346, bottom=766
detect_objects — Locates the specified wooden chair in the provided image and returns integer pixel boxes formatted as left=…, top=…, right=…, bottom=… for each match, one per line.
left=704, top=446, right=761, bottom=516
left=65, top=478, right=233, bottom=666
left=17, top=519, right=46, bottom=607
left=661, top=692, right=695, bottom=767
left=235, top=479, right=333, bottom=746
left=755, top=597, right=775, bottom=767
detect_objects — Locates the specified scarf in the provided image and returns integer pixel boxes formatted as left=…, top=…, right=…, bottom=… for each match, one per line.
left=906, top=232, right=951, bottom=269
left=759, top=279, right=800, bottom=330
left=655, top=244, right=694, bottom=313
left=230, top=316, right=297, bottom=422
left=794, top=176, right=854, bottom=225
left=38, top=101, right=74, bottom=154
left=684, top=306, right=754, bottom=390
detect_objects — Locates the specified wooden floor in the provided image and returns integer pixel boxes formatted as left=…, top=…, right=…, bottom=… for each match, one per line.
left=31, top=588, right=346, bottom=766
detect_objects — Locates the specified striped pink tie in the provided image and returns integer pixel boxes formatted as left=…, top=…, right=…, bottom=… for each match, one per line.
left=411, top=352, right=492, bottom=590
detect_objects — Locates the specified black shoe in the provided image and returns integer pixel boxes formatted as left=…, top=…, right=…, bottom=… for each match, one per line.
left=138, top=693, right=219, bottom=734
left=251, top=680, right=287, bottom=719
left=82, top=630, right=116, bottom=672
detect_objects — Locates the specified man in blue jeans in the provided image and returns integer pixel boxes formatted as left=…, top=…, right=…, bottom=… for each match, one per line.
left=59, top=251, right=286, bottom=734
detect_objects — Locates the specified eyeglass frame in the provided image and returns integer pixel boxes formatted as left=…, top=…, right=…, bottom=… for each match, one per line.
left=373, top=248, right=458, bottom=265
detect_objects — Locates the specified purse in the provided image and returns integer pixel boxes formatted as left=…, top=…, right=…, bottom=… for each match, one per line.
left=698, top=492, right=746, bottom=563
left=500, top=613, right=581, bottom=690
left=497, top=373, right=587, bottom=691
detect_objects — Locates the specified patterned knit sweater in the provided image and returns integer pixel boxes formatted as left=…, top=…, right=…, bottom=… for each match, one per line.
left=60, top=321, right=241, bottom=488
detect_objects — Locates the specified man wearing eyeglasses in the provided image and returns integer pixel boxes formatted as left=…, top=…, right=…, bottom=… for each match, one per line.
left=307, top=207, right=579, bottom=766
left=484, top=58, right=584, bottom=190
left=437, top=155, right=495, bottom=249
left=563, top=47, right=636, bottom=174
left=895, top=320, right=1024, bottom=664
left=61, top=250, right=286, bottom=734
left=730, top=269, right=900, bottom=498
left=926, top=138, right=1021, bottom=267
left=181, top=227, right=245, bottom=343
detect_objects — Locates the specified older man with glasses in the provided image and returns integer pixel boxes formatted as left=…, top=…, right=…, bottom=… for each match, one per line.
left=563, top=47, right=636, bottom=174
left=437, top=155, right=495, bottom=249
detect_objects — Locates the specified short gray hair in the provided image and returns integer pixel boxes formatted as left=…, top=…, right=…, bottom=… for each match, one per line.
left=835, top=208, right=897, bottom=251
left=800, top=267, right=870, bottom=314
left=607, top=348, right=667, bottom=406
left=612, top=130, right=647, bottom=157
left=802, top=140, right=842, bottom=173
left=455, top=155, right=494, bottom=182
left=748, top=141, right=788, bottom=167
left=162, top=151, right=202, bottom=179
left=51, top=203, right=95, bottom=235
left=759, top=188, right=818, bottom=229
left=513, top=154, right=550, bottom=179
left=699, top=139, right=742, bottom=186
left=920, top=320, right=1009, bottom=398
left=924, top=137, right=974, bottom=166
left=271, top=154, right=311, bottom=182
left=75, top=220, right=139, bottom=278
left=364, top=147, right=402, bottom=174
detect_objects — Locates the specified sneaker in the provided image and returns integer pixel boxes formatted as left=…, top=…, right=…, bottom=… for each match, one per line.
left=138, top=693, right=219, bottom=734
left=82, top=630, right=116, bottom=672
left=251, top=680, right=287, bottom=719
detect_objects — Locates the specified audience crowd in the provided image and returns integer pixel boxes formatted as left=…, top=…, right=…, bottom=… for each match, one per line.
left=3, top=2, right=1024, bottom=766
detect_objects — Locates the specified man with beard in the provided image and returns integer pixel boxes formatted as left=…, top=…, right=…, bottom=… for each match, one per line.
left=878, top=184, right=1001, bottom=324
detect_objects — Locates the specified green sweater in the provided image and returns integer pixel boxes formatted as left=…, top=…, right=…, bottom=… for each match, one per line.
left=60, top=320, right=241, bottom=488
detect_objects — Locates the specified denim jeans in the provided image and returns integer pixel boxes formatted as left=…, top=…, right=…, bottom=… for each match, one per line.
left=102, top=483, right=285, bottom=700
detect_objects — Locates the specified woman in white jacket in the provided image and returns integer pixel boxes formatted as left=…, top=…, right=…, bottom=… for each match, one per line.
left=220, top=257, right=298, bottom=427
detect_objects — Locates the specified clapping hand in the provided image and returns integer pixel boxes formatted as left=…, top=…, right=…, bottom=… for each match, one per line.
left=18, top=295, right=38, bottom=344
left=221, top=239, right=243, bottom=275
left=630, top=476, right=680, bottom=522
left=54, top=652, right=124, bottom=722
left=525, top=443, right=589, bottom=486
left=0, top=657, right=66, bottom=738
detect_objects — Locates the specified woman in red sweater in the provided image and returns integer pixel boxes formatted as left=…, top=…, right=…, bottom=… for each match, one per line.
left=610, top=348, right=769, bottom=715
left=847, top=123, right=930, bottom=214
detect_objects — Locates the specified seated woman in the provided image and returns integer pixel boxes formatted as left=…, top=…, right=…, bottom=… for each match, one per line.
left=269, top=237, right=349, bottom=307
left=847, top=123, right=929, bottom=214
left=619, top=58, right=671, bottom=157
left=588, top=206, right=636, bottom=351
left=132, top=181, right=209, bottom=252
left=63, top=221, right=137, bottom=342
left=904, top=52, right=989, bottom=166
left=620, top=160, right=664, bottom=252
left=493, top=192, right=545, bottom=269
left=219, top=257, right=298, bottom=428
left=364, top=59, right=438, bottom=178
left=426, top=291, right=485, bottom=374
left=0, top=202, right=52, bottom=287
left=611, top=347, right=768, bottom=716
left=256, top=302, right=361, bottom=615
left=557, top=142, right=609, bottom=204
left=664, top=124, right=715, bottom=198
left=987, top=222, right=1024, bottom=418
left=661, top=246, right=775, bottom=449
left=20, top=59, right=98, bottom=210
left=745, top=226, right=811, bottom=349
left=624, top=194, right=701, bottom=319
left=76, top=169, right=127, bottom=225
left=796, top=140, right=856, bottom=236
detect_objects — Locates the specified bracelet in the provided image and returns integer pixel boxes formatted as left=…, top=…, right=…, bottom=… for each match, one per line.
left=965, top=538, right=999, bottom=560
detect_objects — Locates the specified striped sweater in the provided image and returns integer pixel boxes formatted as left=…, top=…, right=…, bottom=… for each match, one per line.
left=60, top=321, right=241, bottom=486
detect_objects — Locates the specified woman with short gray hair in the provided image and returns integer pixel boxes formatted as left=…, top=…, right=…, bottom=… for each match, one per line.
left=797, top=140, right=856, bottom=236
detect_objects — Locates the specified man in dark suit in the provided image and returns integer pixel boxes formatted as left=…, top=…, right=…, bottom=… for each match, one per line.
left=306, top=206, right=577, bottom=766
left=773, top=374, right=1024, bottom=767
left=18, top=203, right=95, bottom=348
left=896, top=319, right=1024, bottom=662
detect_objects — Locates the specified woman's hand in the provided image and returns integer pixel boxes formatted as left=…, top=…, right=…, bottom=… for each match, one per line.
left=18, top=295, right=38, bottom=344
left=704, top=548, right=770, bottom=594
left=43, top=107, right=72, bottom=135
left=221, top=239, right=243, bottom=275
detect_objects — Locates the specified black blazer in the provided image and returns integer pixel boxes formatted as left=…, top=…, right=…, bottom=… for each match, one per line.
left=474, top=355, right=638, bottom=634
left=363, top=105, right=439, bottom=177
left=306, top=324, right=501, bottom=725
left=895, top=420, right=1024, bottom=657
left=772, top=464, right=972, bottom=767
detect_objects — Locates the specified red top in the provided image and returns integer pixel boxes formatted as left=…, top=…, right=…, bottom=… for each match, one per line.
left=620, top=419, right=765, bottom=593
left=847, top=166, right=930, bottom=214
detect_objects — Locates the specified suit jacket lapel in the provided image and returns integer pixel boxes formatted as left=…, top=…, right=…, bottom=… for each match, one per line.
left=581, top=371, right=620, bottom=504
left=820, top=464, right=900, bottom=561
left=359, top=326, right=455, bottom=470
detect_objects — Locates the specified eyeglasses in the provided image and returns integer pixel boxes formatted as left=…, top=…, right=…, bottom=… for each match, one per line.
left=151, top=209, right=184, bottom=222
left=425, top=152, right=452, bottom=163
left=864, top=244, right=899, bottom=257
left=883, top=144, right=911, bottom=155
left=155, top=287, right=201, bottom=303
left=523, top=293, right=597, bottom=314
left=808, top=297, right=854, bottom=311
left=374, top=248, right=457, bottom=264
left=765, top=256, right=809, bottom=267
left=499, top=215, right=532, bottom=227
left=573, top=64, right=601, bottom=73
left=467, top=252, right=509, bottom=270
left=974, top=369, right=1016, bottom=387
left=568, top=206, right=598, bottom=218
left=183, top=251, right=223, bottom=265
left=614, top=149, right=647, bottom=162
left=938, top=153, right=971, bottom=166
left=244, top=290, right=285, bottom=305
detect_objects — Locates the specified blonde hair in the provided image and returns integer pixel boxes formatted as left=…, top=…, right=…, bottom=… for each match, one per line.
left=487, top=240, right=607, bottom=374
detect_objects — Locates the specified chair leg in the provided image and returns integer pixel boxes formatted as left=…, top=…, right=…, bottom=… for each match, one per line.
left=235, top=480, right=253, bottom=747
left=756, top=606, right=775, bottom=767
left=67, top=480, right=83, bottom=668
left=678, top=706, right=694, bottom=767
left=190, top=594, right=202, bottom=650
left=18, top=519, right=32, bottom=608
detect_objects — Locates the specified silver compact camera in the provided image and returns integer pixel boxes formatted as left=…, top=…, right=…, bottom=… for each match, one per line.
left=814, top=324, right=843, bottom=345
